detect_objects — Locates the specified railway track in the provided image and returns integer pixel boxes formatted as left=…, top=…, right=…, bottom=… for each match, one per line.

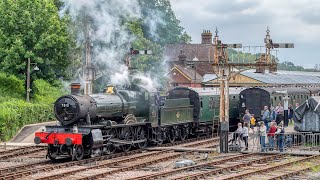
left=220, top=154, right=320, bottom=180
left=0, top=135, right=218, bottom=180
left=0, top=146, right=46, bottom=161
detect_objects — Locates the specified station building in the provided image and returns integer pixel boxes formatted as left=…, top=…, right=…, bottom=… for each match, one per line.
left=164, top=30, right=320, bottom=88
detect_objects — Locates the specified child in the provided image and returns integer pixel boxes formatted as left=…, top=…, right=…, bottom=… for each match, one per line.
left=250, top=114, right=256, bottom=132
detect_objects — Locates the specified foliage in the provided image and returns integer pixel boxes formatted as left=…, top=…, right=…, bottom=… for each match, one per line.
left=0, top=72, right=63, bottom=142
left=0, top=72, right=24, bottom=100
left=277, top=61, right=320, bottom=72
left=0, top=0, right=74, bottom=83
left=0, top=100, right=54, bottom=141
left=138, top=0, right=191, bottom=45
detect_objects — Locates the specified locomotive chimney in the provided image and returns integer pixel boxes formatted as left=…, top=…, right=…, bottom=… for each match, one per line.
left=70, top=83, right=81, bottom=95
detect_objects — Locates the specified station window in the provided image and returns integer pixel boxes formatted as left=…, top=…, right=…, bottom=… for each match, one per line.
left=301, top=95, right=303, bottom=98
left=274, top=97, right=277, bottom=101
left=279, top=96, right=282, bottom=101
left=293, top=95, right=295, bottom=99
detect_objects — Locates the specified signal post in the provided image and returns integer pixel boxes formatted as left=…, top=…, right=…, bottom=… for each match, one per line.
left=212, top=28, right=293, bottom=153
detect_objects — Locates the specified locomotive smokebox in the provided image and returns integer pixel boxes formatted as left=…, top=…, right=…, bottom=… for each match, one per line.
left=71, top=83, right=81, bottom=95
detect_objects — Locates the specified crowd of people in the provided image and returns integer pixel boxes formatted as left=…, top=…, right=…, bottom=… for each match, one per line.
left=230, top=103, right=299, bottom=152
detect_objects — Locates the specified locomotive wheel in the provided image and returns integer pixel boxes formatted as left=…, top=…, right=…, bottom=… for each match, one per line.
left=180, top=127, right=188, bottom=141
left=73, top=145, right=84, bottom=161
left=136, top=126, right=147, bottom=149
left=105, top=129, right=117, bottom=154
left=121, top=127, right=133, bottom=152
left=105, top=144, right=116, bottom=154
left=47, top=145, right=58, bottom=161
left=168, top=128, right=176, bottom=143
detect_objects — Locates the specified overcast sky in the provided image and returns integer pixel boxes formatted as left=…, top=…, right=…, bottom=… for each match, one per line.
left=170, top=0, right=320, bottom=68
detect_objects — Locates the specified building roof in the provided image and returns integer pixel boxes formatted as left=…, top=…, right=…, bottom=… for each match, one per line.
left=241, top=71, right=320, bottom=85
left=172, top=64, right=203, bottom=83
left=202, top=70, right=320, bottom=85
left=164, top=44, right=214, bottom=62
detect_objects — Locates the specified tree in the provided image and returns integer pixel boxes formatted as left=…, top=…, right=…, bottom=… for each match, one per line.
left=138, top=0, right=191, bottom=45
left=0, top=0, right=74, bottom=84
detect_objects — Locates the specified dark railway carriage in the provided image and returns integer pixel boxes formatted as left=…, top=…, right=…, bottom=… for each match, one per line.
left=239, top=87, right=320, bottom=121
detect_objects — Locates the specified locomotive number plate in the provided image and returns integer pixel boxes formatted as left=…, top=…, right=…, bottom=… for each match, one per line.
left=61, top=103, right=70, bottom=108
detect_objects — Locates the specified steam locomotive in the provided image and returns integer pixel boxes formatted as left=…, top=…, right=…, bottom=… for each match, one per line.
left=34, top=83, right=320, bottom=161
left=35, top=83, right=239, bottom=161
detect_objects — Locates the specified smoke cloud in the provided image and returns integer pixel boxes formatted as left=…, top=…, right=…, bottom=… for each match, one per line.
left=61, top=0, right=166, bottom=92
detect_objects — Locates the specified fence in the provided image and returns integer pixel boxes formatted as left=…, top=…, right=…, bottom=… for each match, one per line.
left=228, top=131, right=320, bottom=153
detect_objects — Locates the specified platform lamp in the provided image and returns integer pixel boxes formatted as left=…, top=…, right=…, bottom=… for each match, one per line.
left=26, top=58, right=39, bottom=102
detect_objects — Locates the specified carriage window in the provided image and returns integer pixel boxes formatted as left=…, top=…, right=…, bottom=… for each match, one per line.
left=232, top=96, right=236, bottom=99
left=293, top=95, right=295, bottom=99
left=301, top=95, right=303, bottom=98
left=279, top=96, right=282, bottom=101
left=274, top=97, right=277, bottom=101
left=200, top=98, right=203, bottom=109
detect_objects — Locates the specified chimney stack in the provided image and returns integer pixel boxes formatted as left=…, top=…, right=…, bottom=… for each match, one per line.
left=201, top=30, right=212, bottom=44
left=70, top=83, right=81, bottom=95
left=178, top=49, right=187, bottom=63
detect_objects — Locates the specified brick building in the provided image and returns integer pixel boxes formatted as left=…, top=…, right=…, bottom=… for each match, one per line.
left=164, top=30, right=215, bottom=87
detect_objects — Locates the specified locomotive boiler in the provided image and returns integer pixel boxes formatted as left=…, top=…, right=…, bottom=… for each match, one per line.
left=54, top=83, right=149, bottom=126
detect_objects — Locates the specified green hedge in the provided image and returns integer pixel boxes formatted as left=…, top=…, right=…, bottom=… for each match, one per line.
left=0, top=100, right=54, bottom=141
left=0, top=72, right=63, bottom=141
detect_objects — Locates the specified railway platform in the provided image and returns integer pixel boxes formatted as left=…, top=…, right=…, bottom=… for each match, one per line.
left=0, top=121, right=56, bottom=149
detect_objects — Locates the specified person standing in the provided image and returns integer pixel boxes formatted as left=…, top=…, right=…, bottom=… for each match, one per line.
left=275, top=123, right=285, bottom=152
left=242, top=123, right=249, bottom=151
left=262, top=106, right=270, bottom=131
left=230, top=123, right=243, bottom=144
left=269, top=106, right=277, bottom=122
left=250, top=114, right=256, bottom=133
left=259, top=122, right=267, bottom=152
left=288, top=104, right=293, bottom=124
left=268, top=122, right=277, bottom=151
left=242, top=110, right=251, bottom=128
left=275, top=103, right=284, bottom=125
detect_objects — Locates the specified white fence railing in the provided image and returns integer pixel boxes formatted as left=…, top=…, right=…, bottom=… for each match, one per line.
left=228, top=132, right=320, bottom=153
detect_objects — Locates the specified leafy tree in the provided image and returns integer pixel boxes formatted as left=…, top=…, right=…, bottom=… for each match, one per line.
left=138, top=0, right=191, bottom=45
left=0, top=0, right=74, bottom=84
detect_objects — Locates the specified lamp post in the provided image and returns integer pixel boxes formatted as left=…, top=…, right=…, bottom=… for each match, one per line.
left=26, top=58, right=39, bottom=102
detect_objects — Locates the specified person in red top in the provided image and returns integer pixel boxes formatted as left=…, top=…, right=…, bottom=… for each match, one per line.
left=268, top=122, right=277, bottom=151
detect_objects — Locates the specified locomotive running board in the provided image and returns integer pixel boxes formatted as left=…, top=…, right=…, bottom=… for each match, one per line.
left=109, top=138, right=147, bottom=145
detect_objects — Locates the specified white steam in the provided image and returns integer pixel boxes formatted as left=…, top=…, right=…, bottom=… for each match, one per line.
left=61, top=0, right=166, bottom=91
